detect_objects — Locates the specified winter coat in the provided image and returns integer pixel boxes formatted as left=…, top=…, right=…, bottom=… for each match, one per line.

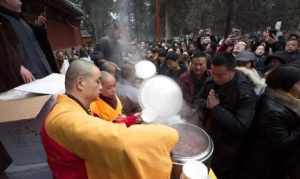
left=282, top=51, right=300, bottom=63
left=235, top=67, right=266, bottom=95
left=255, top=55, right=266, bottom=74
left=198, top=71, right=259, bottom=179
left=237, top=88, right=300, bottom=179
left=159, top=65, right=185, bottom=82
left=179, top=71, right=209, bottom=106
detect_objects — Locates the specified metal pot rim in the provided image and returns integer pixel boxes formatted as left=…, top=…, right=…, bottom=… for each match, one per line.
left=170, top=122, right=214, bottom=164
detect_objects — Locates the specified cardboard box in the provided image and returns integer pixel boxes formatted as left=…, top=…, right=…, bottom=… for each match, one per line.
left=0, top=95, right=51, bottom=123
left=0, top=92, right=51, bottom=166
left=0, top=74, right=62, bottom=172
left=0, top=73, right=64, bottom=123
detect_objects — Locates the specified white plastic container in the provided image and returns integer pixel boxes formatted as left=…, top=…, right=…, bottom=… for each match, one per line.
left=180, top=161, right=208, bottom=179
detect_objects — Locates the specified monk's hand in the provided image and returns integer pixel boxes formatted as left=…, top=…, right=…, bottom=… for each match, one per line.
left=20, top=66, right=34, bottom=83
left=207, top=89, right=220, bottom=109
left=133, top=113, right=143, bottom=123
left=35, top=15, right=47, bottom=27
left=113, top=115, right=127, bottom=123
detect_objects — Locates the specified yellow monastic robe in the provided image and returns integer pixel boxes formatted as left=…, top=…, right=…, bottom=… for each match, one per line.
left=209, top=169, right=217, bottom=179
left=44, top=95, right=178, bottom=179
left=90, top=96, right=123, bottom=121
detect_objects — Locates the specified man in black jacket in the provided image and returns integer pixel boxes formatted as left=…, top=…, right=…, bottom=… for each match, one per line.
left=198, top=53, right=258, bottom=179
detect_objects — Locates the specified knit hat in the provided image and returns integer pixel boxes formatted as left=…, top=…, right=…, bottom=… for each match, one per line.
left=235, top=51, right=256, bottom=62
left=266, top=66, right=300, bottom=91
left=166, top=51, right=178, bottom=61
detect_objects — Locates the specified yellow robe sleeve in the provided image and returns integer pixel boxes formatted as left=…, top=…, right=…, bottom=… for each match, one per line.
left=45, top=95, right=179, bottom=179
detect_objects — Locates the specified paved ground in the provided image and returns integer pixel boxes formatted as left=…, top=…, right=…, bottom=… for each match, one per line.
left=0, top=116, right=52, bottom=179
left=0, top=163, right=52, bottom=179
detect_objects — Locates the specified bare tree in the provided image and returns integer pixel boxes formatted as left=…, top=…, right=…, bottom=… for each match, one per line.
left=80, top=0, right=300, bottom=41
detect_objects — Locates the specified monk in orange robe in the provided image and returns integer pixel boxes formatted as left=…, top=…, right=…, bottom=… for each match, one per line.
left=90, top=71, right=139, bottom=126
left=90, top=71, right=123, bottom=121
left=41, top=60, right=179, bottom=179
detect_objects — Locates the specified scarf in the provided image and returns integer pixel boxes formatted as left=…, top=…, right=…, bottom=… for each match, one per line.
left=100, top=94, right=118, bottom=109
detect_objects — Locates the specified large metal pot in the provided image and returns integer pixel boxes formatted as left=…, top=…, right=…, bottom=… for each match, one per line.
left=170, top=122, right=214, bottom=179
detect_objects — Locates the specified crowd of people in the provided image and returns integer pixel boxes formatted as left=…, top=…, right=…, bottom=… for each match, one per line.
left=48, top=25, right=300, bottom=179
left=136, top=28, right=300, bottom=179
left=1, top=0, right=300, bottom=179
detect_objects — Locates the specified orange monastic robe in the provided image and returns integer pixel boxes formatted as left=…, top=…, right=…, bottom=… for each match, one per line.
left=43, top=95, right=178, bottom=179
left=90, top=96, right=123, bottom=121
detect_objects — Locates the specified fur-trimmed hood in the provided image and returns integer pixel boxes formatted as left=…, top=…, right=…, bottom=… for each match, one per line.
left=236, top=67, right=267, bottom=95
left=267, top=88, right=300, bottom=117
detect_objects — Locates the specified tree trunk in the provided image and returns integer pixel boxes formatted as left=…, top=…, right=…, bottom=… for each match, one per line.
left=224, top=0, right=234, bottom=37
left=155, top=0, right=161, bottom=42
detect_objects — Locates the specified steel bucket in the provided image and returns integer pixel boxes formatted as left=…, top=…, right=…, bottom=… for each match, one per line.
left=170, top=123, right=214, bottom=179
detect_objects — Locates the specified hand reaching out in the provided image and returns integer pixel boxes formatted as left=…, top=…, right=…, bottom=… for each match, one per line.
left=35, top=15, right=47, bottom=27
left=20, top=66, right=34, bottom=83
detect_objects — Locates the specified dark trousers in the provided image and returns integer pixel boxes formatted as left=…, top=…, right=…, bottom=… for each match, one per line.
left=0, top=141, right=12, bottom=173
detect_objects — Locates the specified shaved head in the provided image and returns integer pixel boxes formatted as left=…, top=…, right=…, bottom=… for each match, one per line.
left=101, top=71, right=116, bottom=85
left=64, top=60, right=102, bottom=108
left=100, top=71, right=117, bottom=98
left=121, top=63, right=135, bottom=81
left=101, top=62, right=117, bottom=77
left=0, top=0, right=22, bottom=13
left=65, top=60, right=97, bottom=92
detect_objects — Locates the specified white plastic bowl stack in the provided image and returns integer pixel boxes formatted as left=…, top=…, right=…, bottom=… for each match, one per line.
left=181, top=161, right=208, bottom=179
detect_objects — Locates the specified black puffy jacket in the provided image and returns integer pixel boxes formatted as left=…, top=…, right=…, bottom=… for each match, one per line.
left=198, top=71, right=258, bottom=179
